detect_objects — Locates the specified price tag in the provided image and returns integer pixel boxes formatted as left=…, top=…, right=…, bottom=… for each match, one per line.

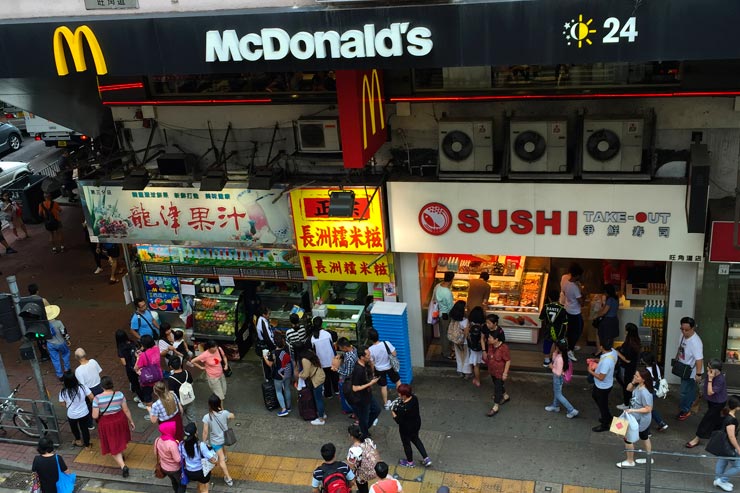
left=181, top=284, right=196, bottom=296
left=219, top=276, right=235, bottom=287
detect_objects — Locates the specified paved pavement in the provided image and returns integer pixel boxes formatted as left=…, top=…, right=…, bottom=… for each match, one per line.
left=0, top=204, right=725, bottom=493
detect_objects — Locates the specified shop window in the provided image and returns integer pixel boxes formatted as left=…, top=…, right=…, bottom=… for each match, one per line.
left=148, top=71, right=338, bottom=100
left=412, top=62, right=681, bottom=92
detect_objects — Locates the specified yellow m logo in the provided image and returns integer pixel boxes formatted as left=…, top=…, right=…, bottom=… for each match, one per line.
left=361, top=69, right=385, bottom=150
left=53, top=25, right=108, bottom=76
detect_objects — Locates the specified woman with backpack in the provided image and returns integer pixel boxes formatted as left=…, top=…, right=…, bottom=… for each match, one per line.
left=180, top=422, right=217, bottom=493
left=346, top=424, right=380, bottom=493
left=685, top=359, right=728, bottom=449
left=202, top=394, right=235, bottom=487
left=148, top=381, right=184, bottom=441
left=310, top=316, right=339, bottom=398
left=465, top=309, right=487, bottom=387
left=263, top=332, right=293, bottom=417
left=642, top=352, right=669, bottom=432
left=447, top=300, right=471, bottom=379
left=545, top=341, right=579, bottom=419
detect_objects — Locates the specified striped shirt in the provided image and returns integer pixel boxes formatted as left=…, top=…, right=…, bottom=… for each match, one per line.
left=93, top=391, right=124, bottom=415
left=285, top=325, right=308, bottom=358
left=151, top=392, right=181, bottom=422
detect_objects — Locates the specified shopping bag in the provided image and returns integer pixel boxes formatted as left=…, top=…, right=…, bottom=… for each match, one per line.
left=609, top=415, right=629, bottom=437
left=54, top=456, right=76, bottom=493
left=30, top=472, right=41, bottom=493
left=624, top=412, right=639, bottom=443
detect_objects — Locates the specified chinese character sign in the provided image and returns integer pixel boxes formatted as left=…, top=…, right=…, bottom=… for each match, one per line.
left=300, top=253, right=393, bottom=282
left=80, top=183, right=294, bottom=246
left=290, top=187, right=386, bottom=253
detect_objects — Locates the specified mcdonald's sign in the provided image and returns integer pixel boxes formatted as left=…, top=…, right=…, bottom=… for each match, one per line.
left=53, top=25, right=108, bottom=76
left=336, top=69, right=386, bottom=169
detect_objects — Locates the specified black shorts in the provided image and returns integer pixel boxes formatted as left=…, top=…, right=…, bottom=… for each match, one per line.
left=376, top=368, right=400, bottom=387
left=624, top=429, right=652, bottom=444
left=185, top=468, right=211, bottom=484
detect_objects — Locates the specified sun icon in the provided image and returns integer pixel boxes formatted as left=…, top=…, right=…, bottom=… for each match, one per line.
left=562, top=14, right=597, bottom=48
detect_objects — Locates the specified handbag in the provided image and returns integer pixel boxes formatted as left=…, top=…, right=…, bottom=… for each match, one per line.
left=219, top=347, right=232, bottom=377
left=139, top=351, right=163, bottom=385
left=178, top=444, right=190, bottom=486
left=30, top=472, right=41, bottom=493
left=383, top=342, right=401, bottom=373
left=591, top=316, right=604, bottom=329
left=200, top=443, right=216, bottom=476
left=707, top=429, right=736, bottom=457
left=671, top=337, right=694, bottom=379
left=154, top=439, right=166, bottom=479
left=209, top=411, right=237, bottom=447
left=54, top=455, right=76, bottom=493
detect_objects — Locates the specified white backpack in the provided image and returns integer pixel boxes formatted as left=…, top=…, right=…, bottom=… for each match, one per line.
left=171, top=371, right=195, bottom=405
left=655, top=378, right=670, bottom=399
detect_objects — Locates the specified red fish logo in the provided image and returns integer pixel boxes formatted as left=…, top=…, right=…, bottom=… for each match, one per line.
left=418, top=202, right=452, bottom=236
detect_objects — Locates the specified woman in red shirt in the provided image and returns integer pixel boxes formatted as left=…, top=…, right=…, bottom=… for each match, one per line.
left=483, top=327, right=511, bottom=417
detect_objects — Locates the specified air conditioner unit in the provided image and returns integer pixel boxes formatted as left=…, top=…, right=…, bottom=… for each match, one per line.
left=509, top=120, right=567, bottom=173
left=582, top=119, right=644, bottom=173
left=439, top=120, right=493, bottom=172
left=295, top=118, right=341, bottom=153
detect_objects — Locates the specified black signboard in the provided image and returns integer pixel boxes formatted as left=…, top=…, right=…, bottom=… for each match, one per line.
left=0, top=0, right=737, bottom=77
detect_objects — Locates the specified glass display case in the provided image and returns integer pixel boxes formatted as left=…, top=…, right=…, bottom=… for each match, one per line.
left=313, top=304, right=365, bottom=344
left=193, top=290, right=245, bottom=342
left=258, top=281, right=310, bottom=330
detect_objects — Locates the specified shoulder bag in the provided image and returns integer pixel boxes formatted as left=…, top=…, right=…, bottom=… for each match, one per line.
left=383, top=341, right=401, bottom=373
left=54, top=455, right=76, bottom=493
left=30, top=472, right=41, bottom=493
left=94, top=393, right=114, bottom=422
left=706, top=429, right=736, bottom=457
left=153, top=438, right=166, bottom=478
left=671, top=337, right=694, bottom=379
left=218, top=347, right=232, bottom=377
left=210, top=411, right=237, bottom=446
left=137, top=313, right=160, bottom=340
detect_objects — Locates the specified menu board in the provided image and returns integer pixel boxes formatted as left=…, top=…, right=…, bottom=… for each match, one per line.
left=137, top=245, right=300, bottom=269
left=143, top=275, right=183, bottom=312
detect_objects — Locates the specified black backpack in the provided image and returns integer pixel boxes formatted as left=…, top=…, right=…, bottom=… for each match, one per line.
left=468, top=324, right=484, bottom=352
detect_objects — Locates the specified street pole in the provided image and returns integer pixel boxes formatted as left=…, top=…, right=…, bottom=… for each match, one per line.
left=0, top=354, right=12, bottom=398
left=6, top=276, right=48, bottom=402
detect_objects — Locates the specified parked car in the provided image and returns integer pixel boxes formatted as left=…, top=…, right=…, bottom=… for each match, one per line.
left=0, top=161, right=31, bottom=189
left=0, top=122, right=22, bottom=154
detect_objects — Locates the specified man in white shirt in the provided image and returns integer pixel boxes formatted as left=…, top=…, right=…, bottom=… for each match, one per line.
left=676, top=316, right=704, bottom=420
left=367, top=328, right=401, bottom=410
left=588, top=338, right=617, bottom=433
left=560, top=263, right=584, bottom=362
left=74, top=347, right=103, bottom=431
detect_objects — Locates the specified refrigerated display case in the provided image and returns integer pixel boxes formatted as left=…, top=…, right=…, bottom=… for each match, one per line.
left=313, top=304, right=365, bottom=344
left=258, top=281, right=310, bottom=330
left=193, top=290, right=246, bottom=343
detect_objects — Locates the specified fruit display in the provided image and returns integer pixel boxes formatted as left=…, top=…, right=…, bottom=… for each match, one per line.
left=320, top=305, right=365, bottom=343
left=136, top=245, right=300, bottom=268
left=193, top=294, right=241, bottom=338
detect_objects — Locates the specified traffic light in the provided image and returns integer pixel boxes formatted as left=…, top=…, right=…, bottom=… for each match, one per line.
left=19, top=296, right=51, bottom=339
left=0, top=294, right=21, bottom=342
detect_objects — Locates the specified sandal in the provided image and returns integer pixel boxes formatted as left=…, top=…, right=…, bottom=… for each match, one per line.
left=502, top=396, right=511, bottom=404
left=685, top=441, right=699, bottom=448
left=486, top=407, right=499, bottom=417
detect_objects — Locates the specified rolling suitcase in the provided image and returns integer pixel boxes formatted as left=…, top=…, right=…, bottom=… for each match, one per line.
left=298, top=386, right=318, bottom=421
left=262, top=380, right=280, bottom=411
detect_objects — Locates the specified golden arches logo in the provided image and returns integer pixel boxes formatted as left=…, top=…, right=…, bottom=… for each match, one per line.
left=53, top=25, right=108, bottom=76
left=361, top=69, right=384, bottom=150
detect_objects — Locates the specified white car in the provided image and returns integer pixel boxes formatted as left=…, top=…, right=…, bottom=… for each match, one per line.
left=0, top=161, right=31, bottom=189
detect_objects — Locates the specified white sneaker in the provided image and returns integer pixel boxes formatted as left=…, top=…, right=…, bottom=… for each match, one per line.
left=616, top=404, right=630, bottom=410
left=137, top=402, right=148, bottom=410
left=635, top=458, right=654, bottom=465
left=566, top=409, right=579, bottom=419
left=616, top=460, right=636, bottom=468
left=372, top=418, right=379, bottom=427
left=545, top=405, right=560, bottom=412
left=574, top=345, right=581, bottom=351
left=714, top=479, right=733, bottom=492
left=310, top=418, right=325, bottom=426
left=94, top=267, right=103, bottom=274
left=143, top=414, right=150, bottom=420
left=134, top=396, right=141, bottom=403
left=384, top=400, right=393, bottom=410
left=567, top=351, right=577, bottom=362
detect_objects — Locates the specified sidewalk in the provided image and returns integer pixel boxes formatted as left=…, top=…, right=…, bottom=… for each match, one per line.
left=0, top=206, right=717, bottom=493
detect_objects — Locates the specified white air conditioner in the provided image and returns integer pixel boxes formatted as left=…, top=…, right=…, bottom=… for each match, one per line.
left=439, top=120, right=494, bottom=172
left=582, top=119, right=644, bottom=172
left=295, top=118, right=341, bottom=153
left=509, top=120, right=567, bottom=173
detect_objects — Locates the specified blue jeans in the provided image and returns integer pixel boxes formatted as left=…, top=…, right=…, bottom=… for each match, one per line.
left=47, top=342, right=70, bottom=378
left=312, top=383, right=325, bottom=418
left=355, top=396, right=381, bottom=438
left=716, top=456, right=740, bottom=482
left=650, top=390, right=666, bottom=426
left=551, top=374, right=575, bottom=413
left=338, top=377, right=354, bottom=414
left=274, top=377, right=292, bottom=411
left=679, top=378, right=697, bottom=414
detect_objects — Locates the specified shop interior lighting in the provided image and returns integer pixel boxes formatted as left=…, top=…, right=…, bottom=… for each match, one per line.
left=328, top=190, right=356, bottom=217
left=199, top=169, right=228, bottom=192
left=98, top=82, right=144, bottom=92
left=122, top=168, right=150, bottom=190
left=389, top=90, right=740, bottom=103
left=103, top=98, right=272, bottom=106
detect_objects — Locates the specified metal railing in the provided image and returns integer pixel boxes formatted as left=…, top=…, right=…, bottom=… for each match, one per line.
left=621, top=449, right=739, bottom=493
left=0, top=395, right=61, bottom=447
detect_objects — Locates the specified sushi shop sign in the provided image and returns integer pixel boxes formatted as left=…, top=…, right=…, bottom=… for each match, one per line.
left=79, top=183, right=294, bottom=246
left=387, top=182, right=705, bottom=262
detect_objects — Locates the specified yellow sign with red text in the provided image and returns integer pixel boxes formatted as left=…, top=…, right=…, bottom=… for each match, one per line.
left=299, top=253, right=392, bottom=282
left=290, top=187, right=386, bottom=253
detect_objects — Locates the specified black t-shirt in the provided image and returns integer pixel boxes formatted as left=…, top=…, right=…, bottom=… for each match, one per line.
left=619, top=343, right=640, bottom=371
left=393, top=394, right=422, bottom=432
left=351, top=362, right=373, bottom=405
left=167, top=370, right=193, bottom=396
left=117, top=341, right=138, bottom=370
left=723, top=415, right=739, bottom=434
left=32, top=454, right=66, bottom=493
left=540, top=302, right=568, bottom=343
left=312, top=461, right=352, bottom=488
